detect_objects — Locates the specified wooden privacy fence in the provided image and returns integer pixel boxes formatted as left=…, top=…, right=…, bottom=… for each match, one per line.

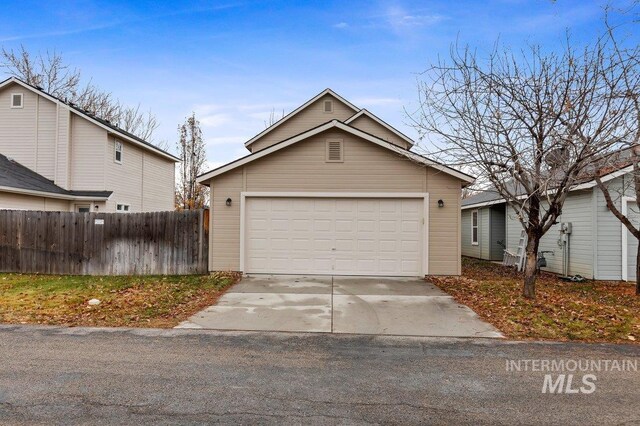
left=0, top=209, right=209, bottom=275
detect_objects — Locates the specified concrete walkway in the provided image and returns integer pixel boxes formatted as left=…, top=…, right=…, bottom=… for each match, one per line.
left=177, top=275, right=503, bottom=338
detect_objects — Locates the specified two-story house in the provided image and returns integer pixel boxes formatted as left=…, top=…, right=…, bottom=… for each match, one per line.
left=0, top=77, right=178, bottom=212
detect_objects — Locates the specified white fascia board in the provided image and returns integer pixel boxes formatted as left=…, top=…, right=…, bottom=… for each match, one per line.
left=244, top=89, right=359, bottom=148
left=461, top=198, right=506, bottom=210
left=335, top=122, right=474, bottom=183
left=572, top=165, right=633, bottom=190
left=344, top=109, right=415, bottom=147
left=198, top=121, right=337, bottom=183
left=0, top=185, right=111, bottom=201
left=242, top=191, right=428, bottom=198
left=198, top=120, right=475, bottom=184
left=0, top=77, right=179, bottom=162
left=460, top=171, right=629, bottom=210
left=70, top=110, right=179, bottom=162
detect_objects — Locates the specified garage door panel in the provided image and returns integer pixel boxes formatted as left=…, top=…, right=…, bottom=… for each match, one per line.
left=292, top=199, right=314, bottom=211
left=335, top=219, right=353, bottom=232
left=292, top=219, right=311, bottom=231
left=357, top=220, right=376, bottom=232
left=291, top=238, right=310, bottom=250
left=402, top=240, right=419, bottom=253
left=335, top=200, right=356, bottom=212
left=357, top=239, right=376, bottom=252
left=312, top=238, right=332, bottom=250
left=245, top=197, right=424, bottom=276
left=379, top=240, right=397, bottom=252
left=380, top=259, right=400, bottom=273
left=313, top=258, right=333, bottom=272
left=314, top=199, right=334, bottom=212
left=270, top=238, right=291, bottom=250
left=402, top=220, right=420, bottom=233
left=271, top=199, right=290, bottom=211
left=335, top=258, right=356, bottom=271
left=402, top=260, right=420, bottom=273
left=335, top=239, right=355, bottom=251
left=249, top=218, right=268, bottom=229
left=247, top=238, right=268, bottom=250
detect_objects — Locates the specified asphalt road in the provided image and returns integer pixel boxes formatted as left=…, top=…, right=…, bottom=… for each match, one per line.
left=0, top=325, right=638, bottom=425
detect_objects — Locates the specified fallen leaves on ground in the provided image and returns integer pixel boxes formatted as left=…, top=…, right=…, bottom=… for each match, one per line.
left=429, top=258, right=639, bottom=344
left=0, top=272, right=241, bottom=328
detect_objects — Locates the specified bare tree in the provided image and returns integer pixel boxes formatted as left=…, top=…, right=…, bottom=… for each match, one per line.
left=412, top=35, right=635, bottom=298
left=1, top=46, right=159, bottom=143
left=264, top=107, right=285, bottom=128
left=593, top=10, right=640, bottom=295
left=175, top=113, right=208, bottom=210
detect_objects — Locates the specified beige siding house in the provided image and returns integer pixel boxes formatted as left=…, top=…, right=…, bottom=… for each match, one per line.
left=0, top=77, right=178, bottom=212
left=198, top=89, right=474, bottom=276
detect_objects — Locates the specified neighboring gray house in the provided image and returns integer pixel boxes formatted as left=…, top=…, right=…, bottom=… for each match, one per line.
left=0, top=77, right=178, bottom=212
left=461, top=168, right=639, bottom=282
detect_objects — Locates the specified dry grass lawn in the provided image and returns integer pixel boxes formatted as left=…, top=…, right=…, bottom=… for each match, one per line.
left=0, top=272, right=241, bottom=328
left=430, top=257, right=639, bottom=344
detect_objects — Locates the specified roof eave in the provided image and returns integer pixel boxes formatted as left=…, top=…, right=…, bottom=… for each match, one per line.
left=0, top=77, right=179, bottom=162
left=197, top=120, right=475, bottom=185
left=243, top=88, right=360, bottom=148
left=344, top=109, right=415, bottom=148
left=0, top=185, right=112, bottom=201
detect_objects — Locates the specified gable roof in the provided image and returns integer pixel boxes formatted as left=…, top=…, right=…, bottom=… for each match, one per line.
left=344, top=109, right=415, bottom=148
left=461, top=160, right=634, bottom=210
left=0, top=153, right=111, bottom=200
left=198, top=120, right=475, bottom=185
left=0, top=77, right=179, bottom=162
left=461, top=190, right=504, bottom=209
left=244, top=88, right=360, bottom=149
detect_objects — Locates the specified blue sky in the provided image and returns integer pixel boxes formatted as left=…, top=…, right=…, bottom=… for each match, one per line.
left=0, top=0, right=630, bottom=169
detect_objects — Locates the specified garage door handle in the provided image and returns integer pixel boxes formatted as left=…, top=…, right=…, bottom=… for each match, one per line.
left=331, top=248, right=336, bottom=251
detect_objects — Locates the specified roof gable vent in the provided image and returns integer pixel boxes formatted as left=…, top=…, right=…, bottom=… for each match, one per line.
left=326, top=139, right=343, bottom=162
left=324, top=100, right=333, bottom=113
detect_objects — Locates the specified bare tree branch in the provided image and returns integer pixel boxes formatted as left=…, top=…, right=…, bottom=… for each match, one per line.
left=1, top=45, right=161, bottom=144
left=411, top=30, right=636, bottom=298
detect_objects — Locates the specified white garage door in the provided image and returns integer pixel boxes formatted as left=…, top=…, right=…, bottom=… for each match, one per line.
left=244, top=197, right=425, bottom=276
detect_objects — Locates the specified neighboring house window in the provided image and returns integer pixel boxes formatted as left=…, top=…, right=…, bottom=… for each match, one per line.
left=471, top=210, right=479, bottom=245
left=114, top=141, right=123, bottom=164
left=11, top=93, right=23, bottom=108
left=116, top=204, right=130, bottom=213
left=323, top=100, right=333, bottom=113
left=76, top=205, right=91, bottom=213
left=326, top=139, right=343, bottom=162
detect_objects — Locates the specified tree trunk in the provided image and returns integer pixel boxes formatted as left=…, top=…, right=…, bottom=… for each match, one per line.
left=523, top=234, right=540, bottom=299
left=636, top=243, right=640, bottom=296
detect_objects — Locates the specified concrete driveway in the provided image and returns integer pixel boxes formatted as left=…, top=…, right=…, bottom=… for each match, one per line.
left=178, top=275, right=503, bottom=338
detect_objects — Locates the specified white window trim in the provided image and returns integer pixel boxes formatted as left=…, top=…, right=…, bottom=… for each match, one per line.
left=75, top=204, right=92, bottom=213
left=114, top=140, right=123, bottom=164
left=621, top=196, right=636, bottom=281
left=239, top=192, right=430, bottom=276
left=325, top=139, right=344, bottom=163
left=116, top=203, right=131, bottom=213
left=471, top=209, right=479, bottom=245
left=10, top=93, right=23, bottom=109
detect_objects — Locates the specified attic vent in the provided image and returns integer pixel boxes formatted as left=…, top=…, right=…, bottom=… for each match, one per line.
left=11, top=93, right=23, bottom=108
left=326, top=139, right=343, bottom=162
left=324, top=100, right=333, bottom=113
